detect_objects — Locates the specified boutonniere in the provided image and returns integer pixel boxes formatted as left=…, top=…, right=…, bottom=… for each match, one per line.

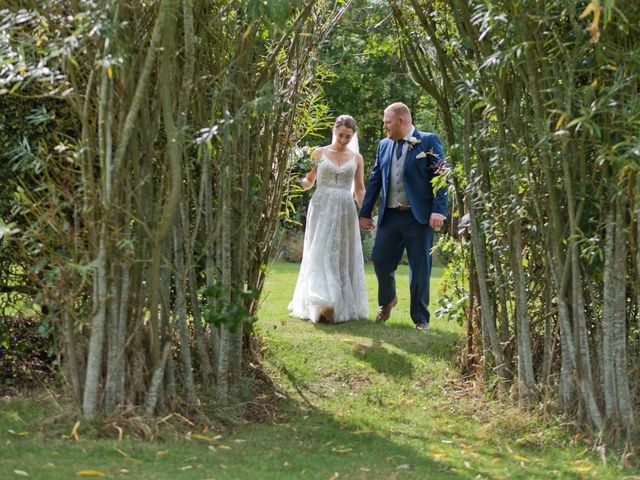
left=416, top=151, right=427, bottom=159
left=407, top=137, right=421, bottom=149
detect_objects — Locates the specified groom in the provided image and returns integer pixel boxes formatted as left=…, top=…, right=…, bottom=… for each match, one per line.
left=359, top=102, right=448, bottom=330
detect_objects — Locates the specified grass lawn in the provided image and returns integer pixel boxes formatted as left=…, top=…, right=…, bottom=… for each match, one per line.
left=0, top=260, right=634, bottom=479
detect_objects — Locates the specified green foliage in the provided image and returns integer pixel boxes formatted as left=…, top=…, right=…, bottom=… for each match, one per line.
left=0, top=316, right=54, bottom=389
left=433, top=235, right=469, bottom=326
left=318, top=0, right=440, bottom=167
left=201, top=284, right=259, bottom=333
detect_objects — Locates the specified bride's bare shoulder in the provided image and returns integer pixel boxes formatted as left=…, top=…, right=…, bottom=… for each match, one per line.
left=311, top=146, right=329, bottom=161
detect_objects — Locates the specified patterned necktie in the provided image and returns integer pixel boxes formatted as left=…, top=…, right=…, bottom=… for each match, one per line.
left=395, top=139, right=405, bottom=160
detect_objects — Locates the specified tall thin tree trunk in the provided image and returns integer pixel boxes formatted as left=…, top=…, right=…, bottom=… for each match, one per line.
left=612, top=197, right=633, bottom=428
left=508, top=220, right=538, bottom=405
left=82, top=231, right=108, bottom=418
left=173, top=225, right=197, bottom=404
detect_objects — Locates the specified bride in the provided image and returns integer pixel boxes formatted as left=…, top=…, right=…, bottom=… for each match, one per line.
left=288, top=115, right=369, bottom=323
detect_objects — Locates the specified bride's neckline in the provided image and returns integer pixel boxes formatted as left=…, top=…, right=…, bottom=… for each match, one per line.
left=322, top=150, right=355, bottom=168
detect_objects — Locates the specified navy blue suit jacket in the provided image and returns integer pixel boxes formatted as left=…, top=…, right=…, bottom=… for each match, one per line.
left=359, top=128, right=448, bottom=225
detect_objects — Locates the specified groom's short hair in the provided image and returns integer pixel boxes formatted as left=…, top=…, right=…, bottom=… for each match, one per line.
left=385, top=102, right=412, bottom=123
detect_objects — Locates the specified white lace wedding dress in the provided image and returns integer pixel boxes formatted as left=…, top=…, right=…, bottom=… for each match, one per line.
left=288, top=153, right=369, bottom=323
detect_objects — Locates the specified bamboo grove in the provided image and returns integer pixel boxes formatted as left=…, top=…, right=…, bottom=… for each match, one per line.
left=1, top=0, right=344, bottom=417
left=392, top=0, right=640, bottom=439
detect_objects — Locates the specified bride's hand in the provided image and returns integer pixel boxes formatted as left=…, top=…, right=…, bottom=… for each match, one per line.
left=359, top=217, right=374, bottom=231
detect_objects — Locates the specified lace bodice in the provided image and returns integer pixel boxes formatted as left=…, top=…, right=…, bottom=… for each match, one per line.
left=316, top=154, right=356, bottom=191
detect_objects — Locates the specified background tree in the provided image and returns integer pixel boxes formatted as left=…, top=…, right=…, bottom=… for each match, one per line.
left=392, top=0, right=640, bottom=442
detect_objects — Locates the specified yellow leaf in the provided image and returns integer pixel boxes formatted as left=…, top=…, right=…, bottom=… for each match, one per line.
left=112, top=423, right=123, bottom=442
left=217, top=444, right=231, bottom=450
left=13, top=470, right=29, bottom=477
left=70, top=421, right=81, bottom=441
left=192, top=434, right=215, bottom=442
left=555, top=112, right=566, bottom=130
left=75, top=470, right=106, bottom=477
left=114, top=447, right=137, bottom=461
left=331, top=447, right=352, bottom=453
left=578, top=2, right=598, bottom=19
left=107, top=66, right=112, bottom=79
left=572, top=465, right=594, bottom=473
left=513, top=454, right=529, bottom=463
left=156, top=450, right=169, bottom=457
left=173, top=412, right=195, bottom=426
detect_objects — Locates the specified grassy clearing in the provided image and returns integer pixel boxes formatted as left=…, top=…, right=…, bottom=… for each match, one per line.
left=0, top=260, right=634, bottom=479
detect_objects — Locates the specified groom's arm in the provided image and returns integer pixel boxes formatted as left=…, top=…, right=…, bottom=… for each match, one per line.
left=359, top=143, right=383, bottom=219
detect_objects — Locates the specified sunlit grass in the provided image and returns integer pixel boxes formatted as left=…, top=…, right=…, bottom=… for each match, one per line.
left=0, top=260, right=632, bottom=479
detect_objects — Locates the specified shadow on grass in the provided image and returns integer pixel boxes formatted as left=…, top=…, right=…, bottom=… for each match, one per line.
left=260, top=384, right=601, bottom=480
left=247, top=398, right=470, bottom=480
left=313, top=319, right=462, bottom=377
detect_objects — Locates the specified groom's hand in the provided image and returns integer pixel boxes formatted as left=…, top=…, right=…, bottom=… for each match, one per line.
left=359, top=217, right=374, bottom=231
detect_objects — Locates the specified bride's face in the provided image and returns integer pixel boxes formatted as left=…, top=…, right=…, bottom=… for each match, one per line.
left=333, top=126, right=354, bottom=149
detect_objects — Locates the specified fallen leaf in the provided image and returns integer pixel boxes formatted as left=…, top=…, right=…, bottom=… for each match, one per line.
left=331, top=447, right=352, bottom=453
left=75, top=470, right=106, bottom=477
left=114, top=447, right=137, bottom=461
left=70, top=421, right=81, bottom=441
left=173, top=412, right=195, bottom=426
left=112, top=423, right=123, bottom=442
left=156, top=450, right=169, bottom=457
left=13, top=470, right=29, bottom=477
left=572, top=465, right=593, bottom=473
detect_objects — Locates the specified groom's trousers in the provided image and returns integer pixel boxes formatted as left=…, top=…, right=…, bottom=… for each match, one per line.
left=371, top=208, right=434, bottom=325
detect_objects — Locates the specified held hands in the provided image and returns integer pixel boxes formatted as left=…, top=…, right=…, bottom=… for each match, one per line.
left=429, top=213, right=445, bottom=231
left=359, top=217, right=375, bottom=231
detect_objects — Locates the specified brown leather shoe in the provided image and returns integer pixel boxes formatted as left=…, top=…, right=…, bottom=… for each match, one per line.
left=376, top=297, right=398, bottom=322
left=317, top=306, right=335, bottom=324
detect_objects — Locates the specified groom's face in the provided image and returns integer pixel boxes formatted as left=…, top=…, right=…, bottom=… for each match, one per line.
left=383, top=111, right=404, bottom=140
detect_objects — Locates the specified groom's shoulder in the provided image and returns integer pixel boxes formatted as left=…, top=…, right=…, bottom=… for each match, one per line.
left=378, top=138, right=393, bottom=148
left=415, top=129, right=439, bottom=140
